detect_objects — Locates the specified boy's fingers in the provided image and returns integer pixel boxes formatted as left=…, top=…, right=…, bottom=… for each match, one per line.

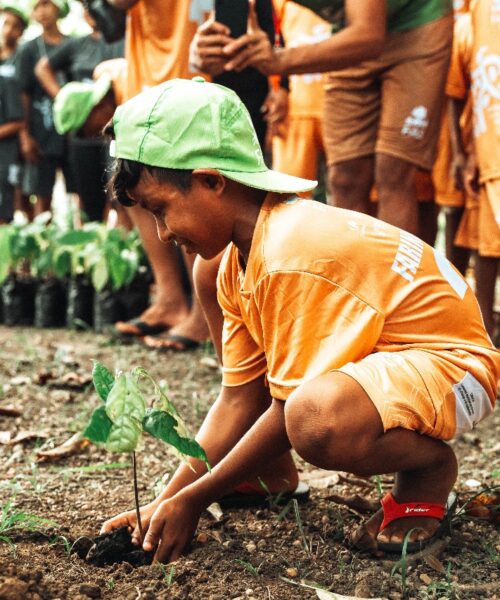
left=100, top=515, right=128, bottom=535
left=223, top=33, right=252, bottom=56
left=197, top=34, right=233, bottom=49
left=200, top=18, right=230, bottom=36
left=142, top=511, right=163, bottom=552
left=247, top=0, right=259, bottom=33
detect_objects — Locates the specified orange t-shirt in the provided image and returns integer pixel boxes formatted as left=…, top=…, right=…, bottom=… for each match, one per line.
left=434, top=11, right=473, bottom=205
left=467, top=0, right=500, bottom=182
left=274, top=0, right=330, bottom=119
left=125, top=0, right=207, bottom=101
left=93, top=58, right=128, bottom=107
left=218, top=195, right=498, bottom=401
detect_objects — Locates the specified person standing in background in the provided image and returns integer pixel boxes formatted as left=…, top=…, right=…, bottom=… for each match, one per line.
left=35, top=7, right=123, bottom=221
left=107, top=0, right=211, bottom=350
left=270, top=0, right=329, bottom=199
left=0, top=2, right=28, bottom=221
left=17, top=0, right=76, bottom=217
left=448, top=0, right=500, bottom=341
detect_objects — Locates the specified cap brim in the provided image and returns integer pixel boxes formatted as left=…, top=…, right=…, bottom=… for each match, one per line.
left=218, top=168, right=317, bottom=194
left=91, top=75, right=112, bottom=107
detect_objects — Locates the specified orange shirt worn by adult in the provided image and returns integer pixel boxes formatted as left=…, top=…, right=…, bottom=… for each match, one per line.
left=125, top=0, right=206, bottom=101
left=218, top=195, right=499, bottom=440
left=271, top=1, right=330, bottom=185
left=433, top=7, right=473, bottom=207
left=446, top=3, right=500, bottom=255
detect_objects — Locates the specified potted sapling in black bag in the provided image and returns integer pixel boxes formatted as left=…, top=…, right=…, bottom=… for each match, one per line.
left=0, top=220, right=39, bottom=326
left=55, top=225, right=101, bottom=329
left=88, top=227, right=150, bottom=331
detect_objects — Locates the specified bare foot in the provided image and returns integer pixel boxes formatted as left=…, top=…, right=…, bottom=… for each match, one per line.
left=352, top=447, right=457, bottom=553
left=142, top=310, right=210, bottom=350
left=114, top=302, right=190, bottom=336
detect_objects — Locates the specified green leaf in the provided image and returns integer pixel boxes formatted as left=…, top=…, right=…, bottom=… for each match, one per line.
left=106, top=374, right=145, bottom=423
left=92, top=257, right=109, bottom=291
left=109, top=253, right=129, bottom=290
left=58, top=230, right=99, bottom=246
left=83, top=406, right=113, bottom=443
left=92, top=361, right=115, bottom=402
left=106, top=415, right=142, bottom=453
left=0, top=227, right=12, bottom=284
left=53, top=249, right=71, bottom=278
left=143, top=409, right=209, bottom=467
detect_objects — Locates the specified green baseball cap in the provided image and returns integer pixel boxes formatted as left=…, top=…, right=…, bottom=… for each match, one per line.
left=109, top=77, right=317, bottom=194
left=53, top=75, right=112, bottom=134
left=1, top=1, right=30, bottom=26
left=30, top=0, right=69, bottom=18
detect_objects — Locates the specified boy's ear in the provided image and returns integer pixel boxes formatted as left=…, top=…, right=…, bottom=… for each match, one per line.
left=193, top=169, right=226, bottom=192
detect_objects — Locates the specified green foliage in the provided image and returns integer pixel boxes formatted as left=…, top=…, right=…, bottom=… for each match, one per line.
left=0, top=499, right=59, bottom=546
left=0, top=219, right=149, bottom=286
left=83, top=362, right=209, bottom=468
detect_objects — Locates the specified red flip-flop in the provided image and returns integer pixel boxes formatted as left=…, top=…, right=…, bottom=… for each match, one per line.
left=377, top=491, right=458, bottom=553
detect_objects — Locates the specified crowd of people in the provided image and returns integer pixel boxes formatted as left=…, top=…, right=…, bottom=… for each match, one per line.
left=0, top=0, right=497, bottom=347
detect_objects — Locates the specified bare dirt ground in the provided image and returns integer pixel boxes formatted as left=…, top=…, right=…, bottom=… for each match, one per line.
left=0, top=326, right=498, bottom=600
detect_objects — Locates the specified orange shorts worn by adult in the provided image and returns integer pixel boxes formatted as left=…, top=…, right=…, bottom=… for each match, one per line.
left=323, top=15, right=453, bottom=170
left=218, top=196, right=499, bottom=442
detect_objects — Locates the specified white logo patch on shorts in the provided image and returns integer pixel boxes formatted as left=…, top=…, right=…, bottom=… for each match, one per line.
left=453, top=372, right=493, bottom=434
left=401, top=106, right=429, bottom=139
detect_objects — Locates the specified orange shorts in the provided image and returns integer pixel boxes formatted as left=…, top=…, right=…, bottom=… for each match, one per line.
left=338, top=348, right=497, bottom=440
left=455, top=179, right=500, bottom=257
left=323, top=15, right=453, bottom=170
left=272, top=116, right=325, bottom=198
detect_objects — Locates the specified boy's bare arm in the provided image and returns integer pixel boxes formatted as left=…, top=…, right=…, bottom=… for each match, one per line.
left=144, top=397, right=290, bottom=563
left=34, top=57, right=61, bottom=98
left=101, top=375, right=274, bottom=535
left=448, top=97, right=467, bottom=191
left=0, top=120, right=23, bottom=139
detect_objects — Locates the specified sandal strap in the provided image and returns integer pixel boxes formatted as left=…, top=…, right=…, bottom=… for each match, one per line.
left=380, top=492, right=447, bottom=531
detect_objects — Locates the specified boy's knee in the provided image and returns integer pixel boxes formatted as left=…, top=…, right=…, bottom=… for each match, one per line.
left=285, top=377, right=381, bottom=470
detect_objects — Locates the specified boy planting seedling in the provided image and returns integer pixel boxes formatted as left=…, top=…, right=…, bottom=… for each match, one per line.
left=101, top=77, right=499, bottom=563
left=82, top=360, right=209, bottom=564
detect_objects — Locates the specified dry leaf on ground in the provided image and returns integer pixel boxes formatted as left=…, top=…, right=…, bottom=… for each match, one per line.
left=0, top=405, right=22, bottom=417
left=36, top=432, right=89, bottom=462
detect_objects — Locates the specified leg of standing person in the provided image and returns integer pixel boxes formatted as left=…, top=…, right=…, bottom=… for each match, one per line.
left=474, top=181, right=500, bottom=340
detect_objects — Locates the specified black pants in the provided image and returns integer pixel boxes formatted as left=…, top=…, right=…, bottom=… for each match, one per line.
left=69, top=138, right=108, bottom=222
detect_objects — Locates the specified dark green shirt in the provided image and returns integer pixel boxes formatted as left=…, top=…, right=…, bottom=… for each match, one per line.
left=17, top=35, right=68, bottom=157
left=292, top=0, right=452, bottom=32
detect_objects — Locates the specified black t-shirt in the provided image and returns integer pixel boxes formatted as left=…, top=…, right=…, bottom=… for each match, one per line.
left=17, top=35, right=68, bottom=157
left=48, top=34, right=124, bottom=83
left=0, top=74, right=23, bottom=164
left=0, top=49, right=20, bottom=80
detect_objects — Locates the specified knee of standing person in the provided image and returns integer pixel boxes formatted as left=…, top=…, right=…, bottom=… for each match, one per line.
left=375, top=154, right=416, bottom=193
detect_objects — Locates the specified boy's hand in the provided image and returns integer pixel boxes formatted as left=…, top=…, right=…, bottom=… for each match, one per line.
left=20, top=132, right=40, bottom=164
left=143, top=492, right=204, bottom=563
left=189, top=16, right=233, bottom=76
left=100, top=498, right=159, bottom=545
left=464, top=151, right=480, bottom=200
left=223, top=0, right=281, bottom=75
left=261, top=87, right=289, bottom=139
left=450, top=150, right=467, bottom=192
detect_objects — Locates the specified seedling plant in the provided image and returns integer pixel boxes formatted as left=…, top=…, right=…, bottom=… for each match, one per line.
left=83, top=361, right=209, bottom=543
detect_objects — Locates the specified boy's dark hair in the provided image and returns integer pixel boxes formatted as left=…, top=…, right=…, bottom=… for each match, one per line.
left=104, top=121, right=193, bottom=207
